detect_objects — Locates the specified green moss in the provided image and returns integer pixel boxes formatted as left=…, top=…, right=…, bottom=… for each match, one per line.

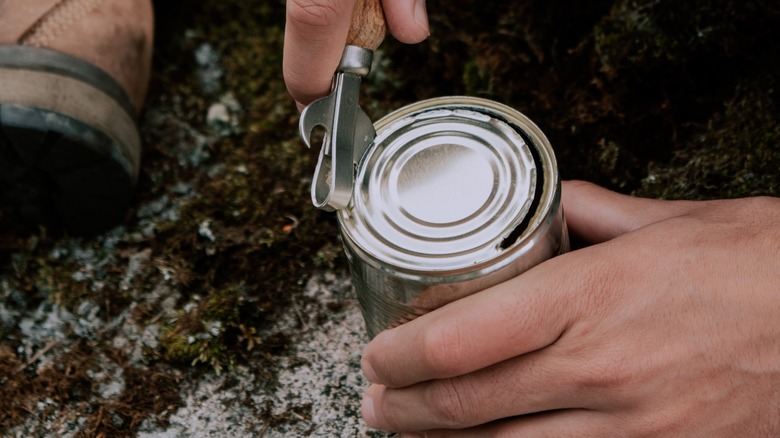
left=158, top=283, right=270, bottom=372
left=160, top=325, right=233, bottom=374
left=463, top=59, right=493, bottom=97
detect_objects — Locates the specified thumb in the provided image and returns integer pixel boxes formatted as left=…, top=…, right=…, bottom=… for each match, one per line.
left=382, top=0, right=430, bottom=44
left=561, top=180, right=697, bottom=244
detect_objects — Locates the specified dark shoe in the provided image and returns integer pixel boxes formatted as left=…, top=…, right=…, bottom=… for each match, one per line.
left=0, top=0, right=153, bottom=234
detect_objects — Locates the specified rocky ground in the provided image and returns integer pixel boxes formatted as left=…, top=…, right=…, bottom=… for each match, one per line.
left=1, top=0, right=779, bottom=436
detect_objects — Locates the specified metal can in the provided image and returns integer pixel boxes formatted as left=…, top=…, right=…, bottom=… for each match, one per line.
left=338, top=96, right=569, bottom=338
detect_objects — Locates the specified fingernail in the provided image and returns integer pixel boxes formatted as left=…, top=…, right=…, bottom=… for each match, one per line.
left=362, top=356, right=378, bottom=383
left=414, top=0, right=430, bottom=36
left=361, top=392, right=377, bottom=426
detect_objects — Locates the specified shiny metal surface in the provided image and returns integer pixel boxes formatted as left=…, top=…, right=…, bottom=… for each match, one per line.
left=342, top=105, right=537, bottom=271
left=299, top=45, right=376, bottom=211
left=338, top=45, right=373, bottom=76
left=339, top=97, right=569, bottom=337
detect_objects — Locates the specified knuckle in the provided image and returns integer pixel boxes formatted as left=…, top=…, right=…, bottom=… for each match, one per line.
left=425, top=378, right=474, bottom=427
left=577, top=361, right=626, bottom=391
left=421, top=320, right=467, bottom=376
left=286, top=0, right=343, bottom=30
left=573, top=349, right=641, bottom=401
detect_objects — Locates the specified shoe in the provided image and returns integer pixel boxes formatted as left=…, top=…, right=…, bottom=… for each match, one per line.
left=0, top=0, right=154, bottom=234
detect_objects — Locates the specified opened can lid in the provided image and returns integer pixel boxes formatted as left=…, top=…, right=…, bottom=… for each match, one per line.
left=339, top=96, right=554, bottom=273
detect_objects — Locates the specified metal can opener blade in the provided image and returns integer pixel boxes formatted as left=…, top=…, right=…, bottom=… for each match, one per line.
left=299, top=46, right=376, bottom=212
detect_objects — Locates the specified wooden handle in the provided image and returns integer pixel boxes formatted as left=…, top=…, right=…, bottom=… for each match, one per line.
left=347, top=0, right=386, bottom=50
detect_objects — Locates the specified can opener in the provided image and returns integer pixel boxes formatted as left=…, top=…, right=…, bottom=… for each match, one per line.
left=298, top=0, right=386, bottom=211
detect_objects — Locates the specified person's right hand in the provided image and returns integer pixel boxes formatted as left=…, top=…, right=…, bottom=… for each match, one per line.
left=359, top=181, right=780, bottom=436
left=284, top=0, right=430, bottom=109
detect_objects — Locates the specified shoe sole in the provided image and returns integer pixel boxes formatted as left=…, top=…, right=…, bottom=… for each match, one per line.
left=0, top=45, right=140, bottom=234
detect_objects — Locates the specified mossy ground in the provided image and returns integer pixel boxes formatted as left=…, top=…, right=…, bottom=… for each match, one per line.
left=1, top=0, right=778, bottom=435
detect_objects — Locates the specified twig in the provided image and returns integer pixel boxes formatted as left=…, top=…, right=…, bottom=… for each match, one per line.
left=18, top=340, right=58, bottom=372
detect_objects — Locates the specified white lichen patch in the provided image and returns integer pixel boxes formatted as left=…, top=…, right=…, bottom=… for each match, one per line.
left=138, top=272, right=390, bottom=437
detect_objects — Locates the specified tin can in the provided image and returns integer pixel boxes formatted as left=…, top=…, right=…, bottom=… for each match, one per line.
left=338, top=96, right=569, bottom=338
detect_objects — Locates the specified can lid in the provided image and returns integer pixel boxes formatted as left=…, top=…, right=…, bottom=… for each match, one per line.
left=339, top=97, right=543, bottom=273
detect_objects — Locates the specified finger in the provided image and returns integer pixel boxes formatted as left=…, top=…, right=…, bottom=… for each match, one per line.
left=362, top=252, right=579, bottom=388
left=382, top=0, right=430, bottom=43
left=412, top=409, right=616, bottom=438
left=283, top=0, right=358, bottom=106
left=362, top=350, right=595, bottom=431
left=561, top=180, right=699, bottom=244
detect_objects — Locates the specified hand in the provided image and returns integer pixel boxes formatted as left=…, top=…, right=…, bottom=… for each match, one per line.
left=284, top=0, right=430, bottom=108
left=360, top=180, right=780, bottom=437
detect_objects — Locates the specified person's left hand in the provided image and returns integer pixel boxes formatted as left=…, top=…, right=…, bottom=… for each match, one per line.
left=360, top=180, right=780, bottom=437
